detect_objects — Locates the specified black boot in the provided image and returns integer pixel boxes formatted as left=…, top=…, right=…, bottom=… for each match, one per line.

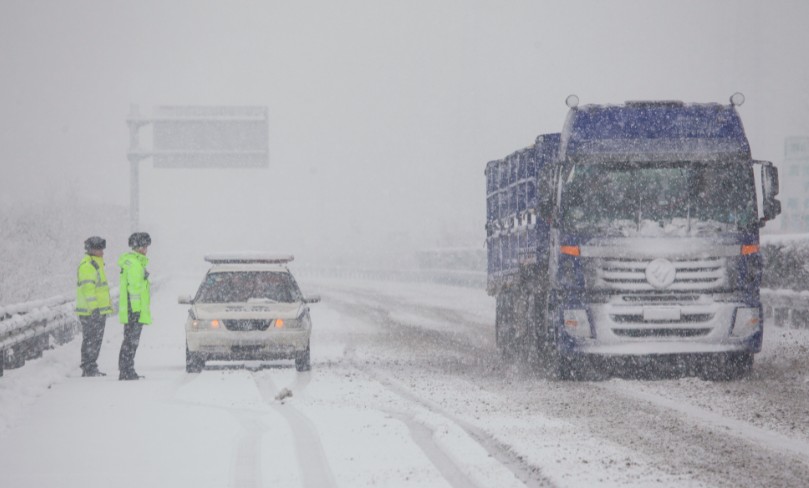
left=119, top=371, right=143, bottom=381
left=82, top=368, right=107, bottom=377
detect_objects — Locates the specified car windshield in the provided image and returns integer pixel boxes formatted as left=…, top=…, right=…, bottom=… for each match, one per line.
left=559, top=161, right=758, bottom=237
left=194, top=271, right=301, bottom=303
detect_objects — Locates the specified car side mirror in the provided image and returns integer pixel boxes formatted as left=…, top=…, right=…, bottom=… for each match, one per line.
left=303, top=295, right=321, bottom=304
left=178, top=295, right=193, bottom=305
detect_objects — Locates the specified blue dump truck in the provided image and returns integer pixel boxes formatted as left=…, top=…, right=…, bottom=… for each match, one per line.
left=485, top=94, right=781, bottom=380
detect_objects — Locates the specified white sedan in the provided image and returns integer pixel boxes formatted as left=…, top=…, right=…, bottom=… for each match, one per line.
left=179, top=254, right=319, bottom=372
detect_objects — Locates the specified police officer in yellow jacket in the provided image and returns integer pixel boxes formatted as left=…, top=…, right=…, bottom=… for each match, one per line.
left=118, top=232, right=152, bottom=381
left=76, top=236, right=113, bottom=377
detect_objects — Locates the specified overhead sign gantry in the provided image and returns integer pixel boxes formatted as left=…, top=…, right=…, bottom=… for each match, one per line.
left=126, top=105, right=269, bottom=230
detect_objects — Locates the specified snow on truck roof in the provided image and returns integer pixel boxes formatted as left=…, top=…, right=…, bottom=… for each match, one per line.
left=204, top=254, right=294, bottom=264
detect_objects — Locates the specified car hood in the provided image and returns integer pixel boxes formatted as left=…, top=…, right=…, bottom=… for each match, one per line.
left=190, top=302, right=304, bottom=320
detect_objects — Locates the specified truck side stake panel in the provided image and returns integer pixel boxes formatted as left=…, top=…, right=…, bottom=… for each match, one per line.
left=485, top=94, right=781, bottom=380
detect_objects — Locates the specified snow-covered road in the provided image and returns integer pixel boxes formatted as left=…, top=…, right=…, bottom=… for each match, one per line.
left=1, top=277, right=808, bottom=487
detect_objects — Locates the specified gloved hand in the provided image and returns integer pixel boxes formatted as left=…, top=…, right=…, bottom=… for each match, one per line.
left=91, top=309, right=101, bottom=319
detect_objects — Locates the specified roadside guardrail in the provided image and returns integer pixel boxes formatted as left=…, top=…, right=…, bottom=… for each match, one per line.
left=0, top=279, right=163, bottom=377
left=762, top=288, right=809, bottom=329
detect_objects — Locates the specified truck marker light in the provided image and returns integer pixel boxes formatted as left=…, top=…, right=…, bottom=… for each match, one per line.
left=741, top=244, right=759, bottom=255
left=560, top=245, right=580, bottom=256
left=211, top=319, right=220, bottom=329
left=275, top=319, right=284, bottom=329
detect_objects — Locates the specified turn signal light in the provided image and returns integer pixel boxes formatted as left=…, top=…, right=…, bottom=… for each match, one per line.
left=741, top=244, right=759, bottom=255
left=560, top=245, right=580, bottom=256
left=211, top=319, right=220, bottom=329
left=275, top=319, right=284, bottom=329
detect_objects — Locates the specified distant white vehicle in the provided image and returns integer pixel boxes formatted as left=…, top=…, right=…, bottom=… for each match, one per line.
left=179, top=254, right=319, bottom=373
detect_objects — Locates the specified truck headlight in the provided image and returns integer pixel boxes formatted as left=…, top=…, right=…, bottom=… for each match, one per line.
left=563, top=309, right=592, bottom=338
left=731, top=308, right=761, bottom=337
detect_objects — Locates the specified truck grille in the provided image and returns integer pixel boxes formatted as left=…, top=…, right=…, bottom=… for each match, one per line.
left=610, top=313, right=714, bottom=324
left=612, top=328, right=711, bottom=338
left=223, top=319, right=272, bottom=331
left=596, top=257, right=726, bottom=291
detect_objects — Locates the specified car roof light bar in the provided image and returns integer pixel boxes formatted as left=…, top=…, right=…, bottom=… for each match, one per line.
left=204, top=254, right=295, bottom=264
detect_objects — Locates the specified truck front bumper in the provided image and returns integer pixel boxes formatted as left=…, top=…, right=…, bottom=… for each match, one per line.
left=557, top=295, right=762, bottom=356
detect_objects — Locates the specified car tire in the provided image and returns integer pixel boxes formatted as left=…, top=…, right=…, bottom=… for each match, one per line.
left=186, top=344, right=205, bottom=373
left=295, top=343, right=311, bottom=372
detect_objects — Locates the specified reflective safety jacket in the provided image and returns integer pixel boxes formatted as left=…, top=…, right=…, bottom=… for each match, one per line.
left=118, top=251, right=152, bottom=325
left=75, top=255, right=113, bottom=316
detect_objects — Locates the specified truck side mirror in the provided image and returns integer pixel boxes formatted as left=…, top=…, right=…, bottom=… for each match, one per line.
left=178, top=295, right=193, bottom=304
left=758, top=161, right=781, bottom=224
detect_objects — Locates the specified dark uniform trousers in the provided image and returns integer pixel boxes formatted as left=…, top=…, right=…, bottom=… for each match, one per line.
left=79, top=313, right=106, bottom=373
left=119, top=313, right=144, bottom=374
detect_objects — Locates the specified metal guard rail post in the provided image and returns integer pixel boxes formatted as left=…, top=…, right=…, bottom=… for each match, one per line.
left=761, top=288, right=809, bottom=329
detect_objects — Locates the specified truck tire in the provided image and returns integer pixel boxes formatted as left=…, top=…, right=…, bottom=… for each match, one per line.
left=701, top=352, right=753, bottom=381
left=512, top=289, right=538, bottom=363
left=495, top=292, right=517, bottom=361
left=546, top=348, right=570, bottom=380
left=185, top=344, right=205, bottom=373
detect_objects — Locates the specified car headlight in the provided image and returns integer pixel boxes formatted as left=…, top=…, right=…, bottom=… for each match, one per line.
left=191, top=319, right=222, bottom=330
left=731, top=307, right=761, bottom=337
left=275, top=318, right=303, bottom=329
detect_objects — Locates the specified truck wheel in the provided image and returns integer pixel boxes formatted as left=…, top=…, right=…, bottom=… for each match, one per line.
left=731, top=352, right=754, bottom=378
left=720, top=352, right=753, bottom=380
left=513, top=290, right=540, bottom=364
left=295, top=343, right=311, bottom=372
left=542, top=327, right=573, bottom=381
left=496, top=322, right=516, bottom=361
left=701, top=352, right=753, bottom=381
left=186, top=344, right=205, bottom=373
left=546, top=347, right=574, bottom=380
left=495, top=292, right=517, bottom=361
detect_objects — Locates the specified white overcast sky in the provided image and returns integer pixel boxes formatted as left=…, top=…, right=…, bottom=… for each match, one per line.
left=1, top=1, right=808, bottom=263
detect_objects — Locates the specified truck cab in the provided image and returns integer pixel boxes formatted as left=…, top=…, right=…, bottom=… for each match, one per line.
left=486, top=95, right=781, bottom=380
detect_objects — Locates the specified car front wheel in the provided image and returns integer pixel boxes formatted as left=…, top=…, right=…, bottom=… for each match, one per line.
left=186, top=344, right=205, bottom=373
left=295, top=343, right=311, bottom=372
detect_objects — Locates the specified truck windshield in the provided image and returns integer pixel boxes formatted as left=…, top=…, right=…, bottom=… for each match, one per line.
left=559, top=162, right=757, bottom=237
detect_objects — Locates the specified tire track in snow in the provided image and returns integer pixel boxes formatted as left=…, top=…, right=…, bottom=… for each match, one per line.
left=345, top=347, right=551, bottom=488
left=324, top=290, right=550, bottom=486
left=600, top=381, right=809, bottom=467
left=172, top=371, right=267, bottom=488
left=318, top=280, right=809, bottom=486
left=252, top=370, right=338, bottom=488
left=230, top=412, right=267, bottom=488
left=390, top=410, right=485, bottom=488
